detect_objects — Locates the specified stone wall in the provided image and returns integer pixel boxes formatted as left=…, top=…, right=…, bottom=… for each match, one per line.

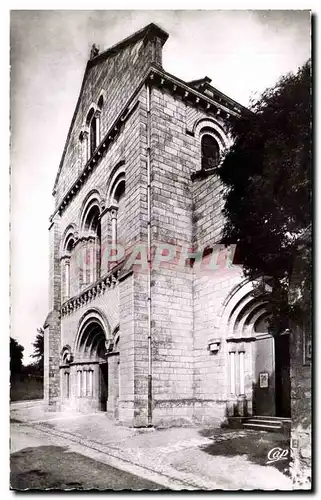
left=55, top=28, right=166, bottom=205
left=147, top=84, right=238, bottom=425
left=45, top=219, right=62, bottom=410
left=290, top=323, right=312, bottom=489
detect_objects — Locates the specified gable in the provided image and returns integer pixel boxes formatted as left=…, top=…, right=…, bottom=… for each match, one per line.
left=53, top=23, right=168, bottom=204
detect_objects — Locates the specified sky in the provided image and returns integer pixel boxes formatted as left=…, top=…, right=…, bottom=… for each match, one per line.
left=10, top=9, right=311, bottom=362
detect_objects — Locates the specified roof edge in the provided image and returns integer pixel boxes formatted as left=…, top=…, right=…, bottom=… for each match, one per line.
left=88, top=23, right=169, bottom=68
left=52, top=23, right=169, bottom=193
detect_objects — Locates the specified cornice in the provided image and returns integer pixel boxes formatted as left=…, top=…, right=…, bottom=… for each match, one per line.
left=50, top=98, right=140, bottom=221
left=60, top=261, right=133, bottom=318
left=147, top=63, right=248, bottom=119
left=50, top=64, right=249, bottom=222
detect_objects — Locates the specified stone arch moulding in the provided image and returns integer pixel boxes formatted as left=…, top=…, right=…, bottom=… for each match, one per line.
left=106, top=325, right=120, bottom=353
left=74, top=307, right=111, bottom=355
left=112, top=324, right=120, bottom=344
left=97, top=89, right=107, bottom=109
left=60, top=344, right=73, bottom=364
left=216, top=277, right=272, bottom=338
left=84, top=103, right=99, bottom=126
left=60, top=223, right=78, bottom=257
left=192, top=117, right=232, bottom=151
left=106, top=160, right=126, bottom=205
left=78, top=189, right=103, bottom=233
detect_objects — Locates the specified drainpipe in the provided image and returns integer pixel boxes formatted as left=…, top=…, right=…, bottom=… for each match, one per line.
left=146, top=82, right=152, bottom=426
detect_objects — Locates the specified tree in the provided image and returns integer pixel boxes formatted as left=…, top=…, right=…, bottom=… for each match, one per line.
left=30, top=327, right=44, bottom=373
left=10, top=337, right=24, bottom=378
left=218, top=60, right=311, bottom=333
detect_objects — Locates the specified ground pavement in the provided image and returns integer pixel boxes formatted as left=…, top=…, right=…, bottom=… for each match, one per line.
left=10, top=400, right=292, bottom=491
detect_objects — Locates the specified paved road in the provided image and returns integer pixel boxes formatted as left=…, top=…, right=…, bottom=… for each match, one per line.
left=10, top=422, right=165, bottom=491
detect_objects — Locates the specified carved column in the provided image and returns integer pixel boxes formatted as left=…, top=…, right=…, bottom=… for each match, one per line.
left=87, top=235, right=96, bottom=284
left=109, top=205, right=118, bottom=270
left=99, top=206, right=110, bottom=275
left=60, top=255, right=70, bottom=303
left=80, top=237, right=89, bottom=290
left=83, top=130, right=89, bottom=164
left=95, top=110, right=101, bottom=146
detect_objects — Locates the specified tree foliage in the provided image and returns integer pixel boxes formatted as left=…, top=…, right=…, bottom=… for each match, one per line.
left=30, top=327, right=44, bottom=373
left=218, top=60, right=311, bottom=333
left=10, top=337, right=24, bottom=377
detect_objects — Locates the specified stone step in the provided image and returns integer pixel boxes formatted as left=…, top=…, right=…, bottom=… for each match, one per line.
left=251, top=415, right=291, bottom=422
left=243, top=422, right=282, bottom=431
left=245, top=418, right=283, bottom=426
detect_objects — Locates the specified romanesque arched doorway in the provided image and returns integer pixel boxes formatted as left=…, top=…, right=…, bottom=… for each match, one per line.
left=74, top=311, right=109, bottom=412
left=219, top=280, right=290, bottom=418
left=61, top=309, right=120, bottom=416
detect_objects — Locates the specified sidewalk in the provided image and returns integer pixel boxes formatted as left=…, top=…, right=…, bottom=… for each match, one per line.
left=10, top=401, right=292, bottom=490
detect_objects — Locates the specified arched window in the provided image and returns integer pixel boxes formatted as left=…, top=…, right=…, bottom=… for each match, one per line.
left=98, top=94, right=104, bottom=111
left=61, top=231, right=76, bottom=303
left=79, top=131, right=89, bottom=167
left=80, top=196, right=102, bottom=286
left=86, top=108, right=100, bottom=158
left=86, top=109, right=96, bottom=157
left=108, top=174, right=126, bottom=251
left=65, top=237, right=74, bottom=299
left=90, top=117, right=97, bottom=156
left=201, top=134, right=220, bottom=170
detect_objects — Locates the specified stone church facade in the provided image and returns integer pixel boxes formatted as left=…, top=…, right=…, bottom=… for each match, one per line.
left=44, top=23, right=306, bottom=439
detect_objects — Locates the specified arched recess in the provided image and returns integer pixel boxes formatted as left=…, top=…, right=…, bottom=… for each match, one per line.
left=192, top=118, right=232, bottom=173
left=217, top=279, right=273, bottom=404
left=79, top=191, right=102, bottom=286
left=217, top=278, right=290, bottom=418
left=106, top=161, right=126, bottom=204
left=97, top=93, right=105, bottom=111
left=194, top=118, right=231, bottom=148
left=60, top=224, right=78, bottom=302
left=106, top=162, right=126, bottom=249
left=74, top=308, right=111, bottom=362
left=84, top=102, right=101, bottom=158
left=71, top=308, right=112, bottom=407
left=61, top=344, right=73, bottom=364
left=60, top=224, right=78, bottom=256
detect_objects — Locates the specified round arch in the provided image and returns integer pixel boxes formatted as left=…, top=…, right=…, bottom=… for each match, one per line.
left=60, top=344, right=73, bottom=364
left=217, top=278, right=272, bottom=338
left=193, top=117, right=232, bottom=151
left=79, top=190, right=103, bottom=233
left=84, top=103, right=99, bottom=126
left=74, top=308, right=111, bottom=361
left=106, top=161, right=126, bottom=206
left=60, top=223, right=78, bottom=257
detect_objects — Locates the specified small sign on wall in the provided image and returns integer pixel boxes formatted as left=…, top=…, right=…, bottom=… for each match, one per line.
left=259, top=372, right=269, bottom=388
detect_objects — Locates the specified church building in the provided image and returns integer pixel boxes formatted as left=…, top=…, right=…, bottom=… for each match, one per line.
left=44, top=22, right=297, bottom=431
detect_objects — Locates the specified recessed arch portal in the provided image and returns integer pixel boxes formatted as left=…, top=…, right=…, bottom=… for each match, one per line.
left=75, top=309, right=111, bottom=361
left=218, top=279, right=290, bottom=418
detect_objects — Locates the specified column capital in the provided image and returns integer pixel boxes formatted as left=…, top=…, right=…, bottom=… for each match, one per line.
left=60, top=255, right=71, bottom=264
left=80, top=129, right=89, bottom=141
left=108, top=204, right=118, bottom=220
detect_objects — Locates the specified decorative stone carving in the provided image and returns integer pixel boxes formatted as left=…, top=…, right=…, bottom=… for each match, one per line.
left=90, top=43, right=99, bottom=59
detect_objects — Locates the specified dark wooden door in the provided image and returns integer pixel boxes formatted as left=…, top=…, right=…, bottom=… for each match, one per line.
left=275, top=333, right=291, bottom=417
left=100, top=363, right=108, bottom=411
